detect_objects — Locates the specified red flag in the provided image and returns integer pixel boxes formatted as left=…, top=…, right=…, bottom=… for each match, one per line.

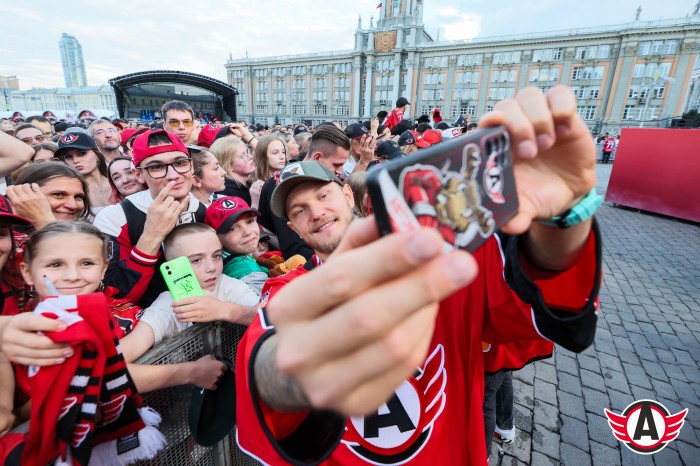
left=376, top=2, right=382, bottom=8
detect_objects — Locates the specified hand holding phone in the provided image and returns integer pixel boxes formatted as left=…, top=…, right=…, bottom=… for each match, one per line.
left=366, top=125, right=519, bottom=253
left=161, top=256, right=204, bottom=301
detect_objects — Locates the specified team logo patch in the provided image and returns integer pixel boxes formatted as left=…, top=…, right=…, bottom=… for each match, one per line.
left=101, top=394, right=127, bottom=425
left=61, top=134, right=79, bottom=144
left=220, top=198, right=238, bottom=210
left=342, top=345, right=446, bottom=464
left=604, top=399, right=688, bottom=454
left=483, top=151, right=505, bottom=204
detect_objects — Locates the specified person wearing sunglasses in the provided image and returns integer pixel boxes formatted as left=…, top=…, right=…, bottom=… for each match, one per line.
left=94, top=129, right=207, bottom=307
left=14, top=124, right=47, bottom=148
left=161, top=100, right=198, bottom=146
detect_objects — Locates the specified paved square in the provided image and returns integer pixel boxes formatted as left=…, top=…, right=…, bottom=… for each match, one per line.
left=490, top=164, right=700, bottom=466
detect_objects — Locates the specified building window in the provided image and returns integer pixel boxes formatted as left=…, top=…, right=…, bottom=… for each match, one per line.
left=256, top=104, right=269, bottom=114
left=650, top=41, right=664, bottom=54
left=653, top=86, right=665, bottom=99
left=628, top=86, right=638, bottom=98
left=491, top=71, right=499, bottom=83
left=638, top=42, right=650, bottom=56
left=584, top=106, right=596, bottom=120
left=487, top=105, right=494, bottom=112
left=593, top=66, right=604, bottom=80
left=572, top=67, right=582, bottom=80
left=623, top=105, right=635, bottom=120
left=659, top=62, right=672, bottom=77
left=598, top=45, right=610, bottom=59
left=530, top=69, right=539, bottom=82
left=648, top=105, right=660, bottom=119
left=472, top=72, right=480, bottom=84
left=663, top=40, right=677, bottom=55
left=633, top=64, right=645, bottom=78
left=292, top=104, right=305, bottom=115
left=589, top=86, right=600, bottom=99
left=508, top=70, right=517, bottom=82
left=333, top=105, right=350, bottom=116
left=312, top=103, right=327, bottom=115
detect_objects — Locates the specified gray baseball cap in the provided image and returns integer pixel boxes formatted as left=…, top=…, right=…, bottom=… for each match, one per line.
left=270, top=161, right=343, bottom=219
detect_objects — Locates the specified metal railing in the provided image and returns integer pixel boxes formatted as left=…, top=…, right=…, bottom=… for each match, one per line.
left=133, top=322, right=261, bottom=466
left=11, top=322, right=261, bottom=466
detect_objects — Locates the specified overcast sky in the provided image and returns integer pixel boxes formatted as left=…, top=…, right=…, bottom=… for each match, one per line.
left=0, top=1, right=695, bottom=89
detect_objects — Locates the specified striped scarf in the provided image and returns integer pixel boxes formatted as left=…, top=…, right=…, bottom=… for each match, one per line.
left=22, top=293, right=165, bottom=466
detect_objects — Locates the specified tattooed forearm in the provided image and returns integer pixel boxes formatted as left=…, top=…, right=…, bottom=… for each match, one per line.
left=254, top=335, right=311, bottom=412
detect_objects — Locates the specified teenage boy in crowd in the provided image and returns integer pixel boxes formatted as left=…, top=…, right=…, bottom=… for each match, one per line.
left=120, top=223, right=259, bottom=364
left=161, top=100, right=198, bottom=145
left=234, top=87, right=602, bottom=465
left=94, top=129, right=207, bottom=307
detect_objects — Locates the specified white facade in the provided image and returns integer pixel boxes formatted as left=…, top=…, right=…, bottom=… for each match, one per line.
left=9, top=85, right=117, bottom=116
left=225, top=1, right=700, bottom=133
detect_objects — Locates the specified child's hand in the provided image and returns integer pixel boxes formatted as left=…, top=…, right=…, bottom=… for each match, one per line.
left=172, top=295, right=227, bottom=323
left=0, top=314, right=73, bottom=366
left=187, top=355, right=227, bottom=390
left=0, top=405, right=15, bottom=437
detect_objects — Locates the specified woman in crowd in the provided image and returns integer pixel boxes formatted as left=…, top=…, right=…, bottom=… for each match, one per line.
left=107, top=156, right=144, bottom=203
left=32, top=143, right=57, bottom=163
left=345, top=171, right=369, bottom=218
left=210, top=137, right=255, bottom=206
left=250, top=134, right=287, bottom=208
left=274, top=131, right=299, bottom=163
left=6, top=163, right=91, bottom=229
left=189, top=147, right=226, bottom=207
left=55, top=134, right=111, bottom=209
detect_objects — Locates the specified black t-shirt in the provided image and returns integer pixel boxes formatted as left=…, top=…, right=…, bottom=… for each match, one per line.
left=217, top=177, right=251, bottom=206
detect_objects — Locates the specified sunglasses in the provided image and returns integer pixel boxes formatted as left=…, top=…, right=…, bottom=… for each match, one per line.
left=20, top=134, right=48, bottom=144
left=167, top=119, right=194, bottom=128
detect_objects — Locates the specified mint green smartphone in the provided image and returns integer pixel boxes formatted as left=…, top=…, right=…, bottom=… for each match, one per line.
left=160, top=256, right=204, bottom=301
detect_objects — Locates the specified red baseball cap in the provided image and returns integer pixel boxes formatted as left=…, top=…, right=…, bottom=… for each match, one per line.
left=131, top=129, right=189, bottom=167
left=205, top=196, right=260, bottom=233
left=196, top=124, right=222, bottom=148
left=415, top=129, right=443, bottom=148
left=120, top=128, right=147, bottom=148
left=0, top=195, right=32, bottom=226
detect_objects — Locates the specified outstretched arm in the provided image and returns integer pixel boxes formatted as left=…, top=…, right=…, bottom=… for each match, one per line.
left=0, top=131, right=34, bottom=176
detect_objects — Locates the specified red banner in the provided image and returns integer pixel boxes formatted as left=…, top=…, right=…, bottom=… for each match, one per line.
left=606, top=128, right=700, bottom=223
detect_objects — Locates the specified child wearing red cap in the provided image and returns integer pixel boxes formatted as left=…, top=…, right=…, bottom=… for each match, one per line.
left=205, top=196, right=306, bottom=295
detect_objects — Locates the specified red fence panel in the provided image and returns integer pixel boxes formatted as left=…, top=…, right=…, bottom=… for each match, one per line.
left=605, top=128, right=700, bottom=223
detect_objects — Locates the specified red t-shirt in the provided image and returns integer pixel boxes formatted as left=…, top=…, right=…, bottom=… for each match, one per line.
left=603, top=138, right=615, bottom=152
left=236, top=228, right=601, bottom=465
left=384, top=108, right=405, bottom=130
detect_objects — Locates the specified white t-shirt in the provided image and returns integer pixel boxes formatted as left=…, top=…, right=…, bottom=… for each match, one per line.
left=140, top=274, right=259, bottom=345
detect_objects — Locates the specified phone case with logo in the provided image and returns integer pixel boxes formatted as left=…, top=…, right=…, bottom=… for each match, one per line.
left=366, top=125, right=519, bottom=253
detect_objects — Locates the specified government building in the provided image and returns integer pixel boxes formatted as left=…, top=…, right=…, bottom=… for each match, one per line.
left=225, top=0, right=700, bottom=133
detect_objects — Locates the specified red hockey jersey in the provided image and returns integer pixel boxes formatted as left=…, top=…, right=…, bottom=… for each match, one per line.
left=236, top=224, right=601, bottom=465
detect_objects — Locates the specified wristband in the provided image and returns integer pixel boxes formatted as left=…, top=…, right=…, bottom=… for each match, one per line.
left=540, top=188, right=602, bottom=229
left=244, top=136, right=255, bottom=144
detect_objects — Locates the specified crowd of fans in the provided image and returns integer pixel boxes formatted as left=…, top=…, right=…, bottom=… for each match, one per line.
left=0, top=88, right=601, bottom=465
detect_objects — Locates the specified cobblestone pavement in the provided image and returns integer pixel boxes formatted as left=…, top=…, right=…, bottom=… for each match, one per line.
left=489, top=164, right=700, bottom=466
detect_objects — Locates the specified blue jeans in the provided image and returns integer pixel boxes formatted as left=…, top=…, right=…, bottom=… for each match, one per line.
left=483, top=370, right=514, bottom=456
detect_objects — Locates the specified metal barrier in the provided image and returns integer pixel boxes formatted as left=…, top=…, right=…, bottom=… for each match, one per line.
left=134, top=321, right=262, bottom=466
left=10, top=321, right=262, bottom=465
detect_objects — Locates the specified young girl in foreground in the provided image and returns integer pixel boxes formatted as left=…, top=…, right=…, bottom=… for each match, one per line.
left=0, top=222, right=227, bottom=394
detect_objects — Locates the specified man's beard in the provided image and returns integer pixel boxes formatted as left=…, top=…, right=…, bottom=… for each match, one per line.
left=100, top=140, right=121, bottom=151
left=306, top=208, right=354, bottom=255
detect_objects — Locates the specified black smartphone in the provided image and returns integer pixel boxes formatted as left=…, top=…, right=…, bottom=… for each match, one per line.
left=366, top=125, right=519, bottom=253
